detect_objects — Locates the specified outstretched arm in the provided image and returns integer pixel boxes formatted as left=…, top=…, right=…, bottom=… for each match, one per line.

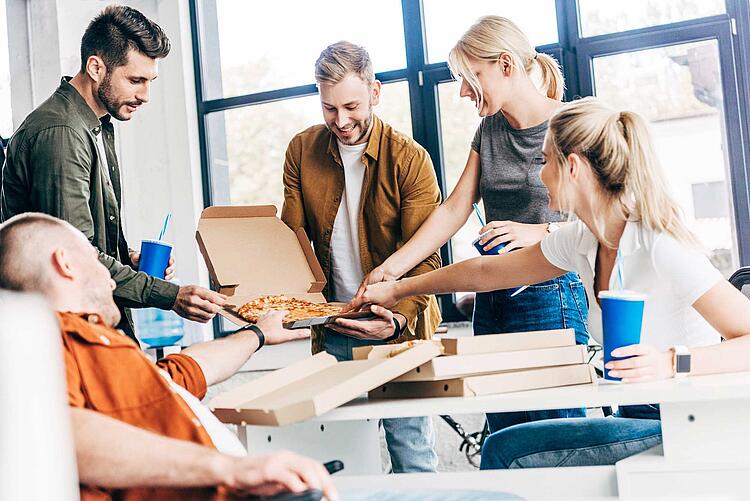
left=352, top=243, right=566, bottom=310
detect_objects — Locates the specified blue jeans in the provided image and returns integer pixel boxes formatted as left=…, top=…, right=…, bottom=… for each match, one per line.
left=472, top=272, right=590, bottom=433
left=323, top=330, right=438, bottom=473
left=480, top=405, right=662, bottom=469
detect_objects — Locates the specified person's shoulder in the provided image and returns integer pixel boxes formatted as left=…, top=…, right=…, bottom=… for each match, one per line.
left=290, top=124, right=329, bottom=145
left=13, top=95, right=89, bottom=148
left=379, top=120, right=428, bottom=159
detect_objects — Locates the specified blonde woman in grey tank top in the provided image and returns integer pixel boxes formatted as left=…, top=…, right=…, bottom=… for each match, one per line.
left=355, top=16, right=589, bottom=433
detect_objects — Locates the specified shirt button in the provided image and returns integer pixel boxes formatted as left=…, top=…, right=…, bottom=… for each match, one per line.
left=192, top=418, right=202, bottom=428
left=87, top=314, right=99, bottom=324
left=109, top=215, right=115, bottom=221
left=99, top=335, right=110, bottom=345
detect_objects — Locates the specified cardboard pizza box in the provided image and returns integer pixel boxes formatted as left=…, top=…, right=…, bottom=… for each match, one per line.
left=195, top=205, right=372, bottom=328
left=352, top=329, right=576, bottom=360
left=208, top=341, right=442, bottom=426
left=393, top=344, right=589, bottom=382
left=369, top=364, right=597, bottom=399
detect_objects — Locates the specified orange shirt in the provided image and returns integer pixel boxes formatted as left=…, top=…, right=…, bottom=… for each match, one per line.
left=59, top=312, right=224, bottom=500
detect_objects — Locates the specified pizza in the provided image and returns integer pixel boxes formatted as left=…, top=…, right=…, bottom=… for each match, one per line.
left=237, top=295, right=342, bottom=323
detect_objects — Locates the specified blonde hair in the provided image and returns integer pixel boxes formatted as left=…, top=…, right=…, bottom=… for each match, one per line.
left=547, top=97, right=698, bottom=247
left=315, top=41, right=374, bottom=86
left=448, top=15, right=565, bottom=111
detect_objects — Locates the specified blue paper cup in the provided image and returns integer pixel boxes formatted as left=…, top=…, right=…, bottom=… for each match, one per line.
left=599, top=290, right=647, bottom=381
left=139, top=239, right=173, bottom=279
left=472, top=233, right=507, bottom=256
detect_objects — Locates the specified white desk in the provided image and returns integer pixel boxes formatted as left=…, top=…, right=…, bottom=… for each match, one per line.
left=237, top=372, right=750, bottom=499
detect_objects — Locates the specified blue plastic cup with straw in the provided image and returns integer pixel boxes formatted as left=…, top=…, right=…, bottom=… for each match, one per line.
left=471, top=203, right=528, bottom=297
left=599, top=250, right=647, bottom=380
left=138, top=212, right=172, bottom=280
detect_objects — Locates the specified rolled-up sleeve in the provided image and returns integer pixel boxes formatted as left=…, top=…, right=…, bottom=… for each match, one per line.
left=157, top=354, right=208, bottom=400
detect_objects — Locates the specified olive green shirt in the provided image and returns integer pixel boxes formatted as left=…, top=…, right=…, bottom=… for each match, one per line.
left=0, top=78, right=178, bottom=338
left=282, top=115, right=442, bottom=354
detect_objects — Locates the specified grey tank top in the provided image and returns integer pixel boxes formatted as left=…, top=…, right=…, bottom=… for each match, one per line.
left=471, top=111, right=564, bottom=224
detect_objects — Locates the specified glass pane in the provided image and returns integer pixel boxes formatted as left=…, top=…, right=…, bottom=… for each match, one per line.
left=200, top=0, right=407, bottom=99
left=0, top=0, right=12, bottom=138
left=578, top=0, right=725, bottom=38
left=207, top=82, right=412, bottom=209
left=437, top=81, right=483, bottom=301
left=423, top=0, right=558, bottom=64
left=593, top=40, right=737, bottom=276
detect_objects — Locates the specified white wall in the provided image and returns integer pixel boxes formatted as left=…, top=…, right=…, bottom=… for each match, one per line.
left=14, top=0, right=211, bottom=342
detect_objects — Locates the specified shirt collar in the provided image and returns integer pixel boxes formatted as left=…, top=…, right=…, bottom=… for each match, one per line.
left=576, top=220, right=643, bottom=260
left=57, top=76, right=111, bottom=136
left=326, top=114, right=383, bottom=164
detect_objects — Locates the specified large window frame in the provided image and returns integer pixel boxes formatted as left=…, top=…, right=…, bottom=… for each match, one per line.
left=190, top=0, right=750, bottom=332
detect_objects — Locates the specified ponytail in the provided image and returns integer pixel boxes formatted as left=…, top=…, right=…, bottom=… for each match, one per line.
left=448, top=15, right=566, bottom=110
left=535, top=52, right=565, bottom=100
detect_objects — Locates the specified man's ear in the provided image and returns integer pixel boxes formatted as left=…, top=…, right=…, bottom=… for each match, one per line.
left=370, top=80, right=382, bottom=107
left=84, top=55, right=107, bottom=84
left=51, top=248, right=75, bottom=281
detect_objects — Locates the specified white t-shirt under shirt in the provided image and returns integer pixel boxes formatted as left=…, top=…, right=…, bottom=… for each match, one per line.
left=329, top=141, right=368, bottom=302
left=158, top=370, right=246, bottom=457
left=540, top=220, right=723, bottom=350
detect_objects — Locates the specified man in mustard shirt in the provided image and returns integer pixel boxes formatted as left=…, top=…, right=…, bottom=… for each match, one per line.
left=281, top=42, right=442, bottom=472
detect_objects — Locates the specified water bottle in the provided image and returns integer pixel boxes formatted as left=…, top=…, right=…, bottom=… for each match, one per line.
left=135, top=308, right=185, bottom=347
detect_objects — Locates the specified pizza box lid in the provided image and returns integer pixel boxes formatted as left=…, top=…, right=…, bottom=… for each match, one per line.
left=196, top=205, right=337, bottom=326
left=209, top=341, right=443, bottom=426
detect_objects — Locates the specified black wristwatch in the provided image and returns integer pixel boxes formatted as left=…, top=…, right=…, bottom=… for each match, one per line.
left=384, top=317, right=402, bottom=342
left=247, top=325, right=266, bottom=350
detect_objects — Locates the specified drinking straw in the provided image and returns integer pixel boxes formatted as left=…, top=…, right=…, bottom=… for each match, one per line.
left=615, top=249, right=625, bottom=290
left=157, top=212, right=172, bottom=241
left=472, top=203, right=486, bottom=227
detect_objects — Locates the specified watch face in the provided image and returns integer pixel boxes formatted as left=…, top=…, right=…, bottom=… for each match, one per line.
left=676, top=353, right=691, bottom=373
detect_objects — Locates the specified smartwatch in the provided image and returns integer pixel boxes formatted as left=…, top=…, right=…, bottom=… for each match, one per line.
left=546, top=222, right=561, bottom=233
left=671, top=345, right=691, bottom=378
left=247, top=325, right=266, bottom=350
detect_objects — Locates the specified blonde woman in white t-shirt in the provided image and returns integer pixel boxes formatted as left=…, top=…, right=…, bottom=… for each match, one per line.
left=351, top=97, right=750, bottom=468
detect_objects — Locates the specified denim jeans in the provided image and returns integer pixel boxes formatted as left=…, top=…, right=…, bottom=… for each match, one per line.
left=472, top=272, right=590, bottom=433
left=480, top=405, right=662, bottom=469
left=323, top=330, right=438, bottom=473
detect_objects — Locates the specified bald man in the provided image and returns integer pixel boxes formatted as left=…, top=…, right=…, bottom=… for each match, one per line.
left=0, top=213, right=337, bottom=500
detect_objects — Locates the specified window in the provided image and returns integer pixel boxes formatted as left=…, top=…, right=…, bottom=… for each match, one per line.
left=422, top=0, right=558, bottom=64
left=199, top=0, right=406, bottom=100
left=207, top=82, right=412, bottom=210
left=592, top=40, right=738, bottom=276
left=0, top=0, right=12, bottom=138
left=578, top=0, right=725, bottom=38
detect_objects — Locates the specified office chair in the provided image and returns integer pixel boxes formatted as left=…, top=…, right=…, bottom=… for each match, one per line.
left=729, top=267, right=750, bottom=298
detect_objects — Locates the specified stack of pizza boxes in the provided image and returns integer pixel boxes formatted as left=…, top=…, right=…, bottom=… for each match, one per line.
left=357, top=329, right=596, bottom=400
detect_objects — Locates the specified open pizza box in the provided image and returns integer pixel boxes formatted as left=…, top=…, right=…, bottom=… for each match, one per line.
left=209, top=341, right=443, bottom=426
left=196, top=205, right=374, bottom=329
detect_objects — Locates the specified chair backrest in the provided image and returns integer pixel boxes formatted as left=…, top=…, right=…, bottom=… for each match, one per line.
left=0, top=291, right=79, bottom=500
left=729, top=267, right=750, bottom=300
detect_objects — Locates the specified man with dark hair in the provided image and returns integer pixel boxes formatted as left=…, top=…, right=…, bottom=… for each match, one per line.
left=0, top=5, right=223, bottom=339
left=0, top=213, right=337, bottom=500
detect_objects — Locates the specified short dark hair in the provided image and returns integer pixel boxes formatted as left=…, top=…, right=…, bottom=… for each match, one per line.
left=80, top=4, right=170, bottom=73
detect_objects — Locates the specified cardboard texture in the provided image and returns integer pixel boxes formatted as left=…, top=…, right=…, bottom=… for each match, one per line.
left=209, top=342, right=443, bottom=426
left=440, top=329, right=575, bottom=355
left=369, top=364, right=597, bottom=399
left=195, top=205, right=371, bottom=328
left=352, top=340, right=444, bottom=360
left=393, top=344, right=589, bottom=382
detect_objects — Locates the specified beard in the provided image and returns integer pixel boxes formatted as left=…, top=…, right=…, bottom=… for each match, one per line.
left=97, top=70, right=141, bottom=121
left=328, top=104, right=374, bottom=146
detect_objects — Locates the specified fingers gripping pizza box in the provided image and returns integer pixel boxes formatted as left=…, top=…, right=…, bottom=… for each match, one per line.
left=209, top=341, right=443, bottom=426
left=196, top=205, right=373, bottom=329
